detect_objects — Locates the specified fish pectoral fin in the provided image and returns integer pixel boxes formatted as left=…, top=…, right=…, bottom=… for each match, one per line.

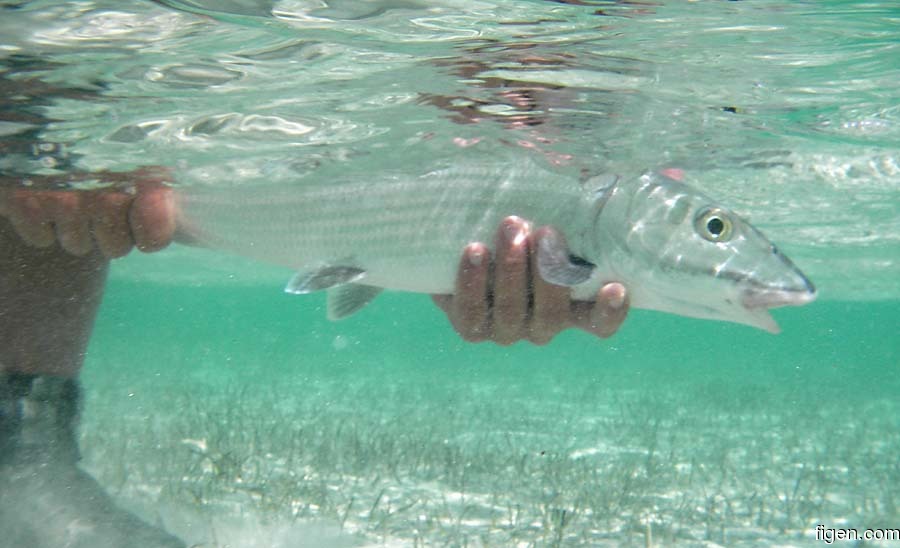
left=285, top=265, right=367, bottom=294
left=582, top=173, right=619, bottom=197
left=536, top=231, right=595, bottom=286
left=327, top=284, right=383, bottom=320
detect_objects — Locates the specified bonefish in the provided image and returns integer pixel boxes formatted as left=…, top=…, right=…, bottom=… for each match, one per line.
left=175, top=159, right=816, bottom=333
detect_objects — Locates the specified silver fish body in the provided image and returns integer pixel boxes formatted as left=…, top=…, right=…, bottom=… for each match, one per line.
left=176, top=162, right=592, bottom=294
left=175, top=160, right=816, bottom=332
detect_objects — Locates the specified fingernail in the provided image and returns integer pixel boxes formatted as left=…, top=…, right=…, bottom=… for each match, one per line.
left=503, top=218, right=529, bottom=247
left=467, top=244, right=485, bottom=267
left=604, top=283, right=626, bottom=309
left=609, top=293, right=625, bottom=310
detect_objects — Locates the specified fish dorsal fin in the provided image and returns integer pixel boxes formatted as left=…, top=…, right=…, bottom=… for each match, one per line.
left=327, top=284, right=383, bottom=320
left=536, top=231, right=595, bottom=286
left=284, top=264, right=366, bottom=294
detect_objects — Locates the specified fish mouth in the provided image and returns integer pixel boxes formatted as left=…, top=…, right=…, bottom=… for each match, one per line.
left=741, top=281, right=817, bottom=310
left=738, top=277, right=816, bottom=334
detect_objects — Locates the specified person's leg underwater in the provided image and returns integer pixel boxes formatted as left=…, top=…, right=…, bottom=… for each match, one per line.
left=0, top=218, right=185, bottom=548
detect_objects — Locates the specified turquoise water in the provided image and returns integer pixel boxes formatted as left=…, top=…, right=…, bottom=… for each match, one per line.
left=3, top=0, right=899, bottom=546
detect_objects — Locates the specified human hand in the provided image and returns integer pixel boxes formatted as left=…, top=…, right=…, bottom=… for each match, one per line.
left=0, top=168, right=175, bottom=258
left=432, top=216, right=629, bottom=345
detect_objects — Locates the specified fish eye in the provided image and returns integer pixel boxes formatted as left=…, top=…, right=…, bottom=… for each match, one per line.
left=694, top=208, right=733, bottom=242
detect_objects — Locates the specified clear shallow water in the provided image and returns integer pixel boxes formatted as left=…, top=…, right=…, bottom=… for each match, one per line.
left=2, top=0, right=899, bottom=546
left=80, top=286, right=898, bottom=547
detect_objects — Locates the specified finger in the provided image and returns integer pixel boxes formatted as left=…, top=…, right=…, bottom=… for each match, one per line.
left=572, top=282, right=629, bottom=338
left=130, top=181, right=175, bottom=253
left=527, top=226, right=572, bottom=345
left=50, top=192, right=93, bottom=256
left=89, top=191, right=135, bottom=258
left=430, top=294, right=452, bottom=314
left=491, top=216, right=531, bottom=345
left=7, top=190, right=56, bottom=248
left=448, top=243, right=492, bottom=342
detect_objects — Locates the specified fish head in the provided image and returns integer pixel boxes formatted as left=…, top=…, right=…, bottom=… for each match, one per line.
left=598, top=172, right=816, bottom=332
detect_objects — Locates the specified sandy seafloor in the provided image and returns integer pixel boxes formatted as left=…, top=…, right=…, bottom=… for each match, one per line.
left=77, top=250, right=899, bottom=547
